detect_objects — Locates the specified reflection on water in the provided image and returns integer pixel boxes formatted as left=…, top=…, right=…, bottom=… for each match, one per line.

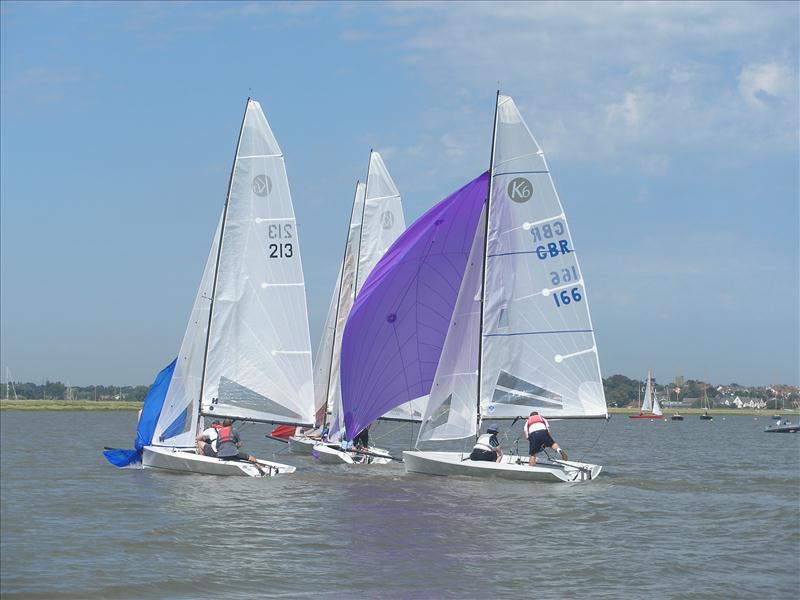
left=1, top=411, right=798, bottom=599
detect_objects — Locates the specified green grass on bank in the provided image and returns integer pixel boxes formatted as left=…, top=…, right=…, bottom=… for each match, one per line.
left=0, top=400, right=143, bottom=411
left=2, top=400, right=796, bottom=417
left=608, top=407, right=799, bottom=417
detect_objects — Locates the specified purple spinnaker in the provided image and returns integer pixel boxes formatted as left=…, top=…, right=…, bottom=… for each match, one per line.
left=341, top=172, right=489, bottom=438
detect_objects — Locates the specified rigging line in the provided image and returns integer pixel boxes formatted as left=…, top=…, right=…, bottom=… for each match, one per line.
left=354, top=152, right=372, bottom=296
left=477, top=90, right=501, bottom=439
left=577, top=415, right=611, bottom=463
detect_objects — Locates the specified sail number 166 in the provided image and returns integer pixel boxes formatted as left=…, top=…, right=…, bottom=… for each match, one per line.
left=552, top=287, right=582, bottom=308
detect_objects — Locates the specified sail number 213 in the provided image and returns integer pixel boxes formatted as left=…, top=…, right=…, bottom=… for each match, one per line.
left=267, top=223, right=293, bottom=259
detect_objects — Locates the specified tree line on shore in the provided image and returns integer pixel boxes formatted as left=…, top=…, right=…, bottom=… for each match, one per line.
left=2, top=381, right=150, bottom=402
left=3, top=375, right=798, bottom=409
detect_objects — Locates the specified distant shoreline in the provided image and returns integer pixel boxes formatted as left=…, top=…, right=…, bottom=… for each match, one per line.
left=1, top=399, right=797, bottom=417
left=606, top=407, right=799, bottom=417
left=0, top=400, right=143, bottom=411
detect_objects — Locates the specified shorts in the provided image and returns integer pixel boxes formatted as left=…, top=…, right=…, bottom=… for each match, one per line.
left=470, top=449, right=497, bottom=462
left=219, top=451, right=250, bottom=461
left=529, top=429, right=555, bottom=455
left=201, top=444, right=217, bottom=458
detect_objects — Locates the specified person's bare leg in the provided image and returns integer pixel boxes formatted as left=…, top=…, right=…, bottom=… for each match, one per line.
left=528, top=454, right=536, bottom=466
left=552, top=443, right=568, bottom=460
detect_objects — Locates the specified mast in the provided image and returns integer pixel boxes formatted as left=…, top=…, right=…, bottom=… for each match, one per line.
left=197, top=98, right=251, bottom=422
left=476, top=91, right=500, bottom=438
left=353, top=150, right=373, bottom=297
left=322, top=180, right=362, bottom=426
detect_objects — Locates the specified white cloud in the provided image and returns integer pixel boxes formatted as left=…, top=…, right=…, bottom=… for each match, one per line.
left=738, top=62, right=793, bottom=107
left=378, top=1, right=799, bottom=162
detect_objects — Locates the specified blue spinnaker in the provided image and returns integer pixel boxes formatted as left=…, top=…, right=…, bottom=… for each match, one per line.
left=103, top=358, right=177, bottom=468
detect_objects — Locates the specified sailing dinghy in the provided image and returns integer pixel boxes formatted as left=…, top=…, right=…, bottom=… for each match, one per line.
left=286, top=151, right=409, bottom=464
left=341, top=94, right=607, bottom=483
left=104, top=99, right=315, bottom=477
left=629, top=371, right=664, bottom=420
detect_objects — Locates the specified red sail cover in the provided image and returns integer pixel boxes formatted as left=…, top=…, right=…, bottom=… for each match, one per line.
left=270, top=424, right=297, bottom=439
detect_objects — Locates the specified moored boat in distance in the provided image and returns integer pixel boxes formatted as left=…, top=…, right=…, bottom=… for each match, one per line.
left=765, top=418, right=799, bottom=433
left=699, top=387, right=713, bottom=420
left=629, top=371, right=663, bottom=421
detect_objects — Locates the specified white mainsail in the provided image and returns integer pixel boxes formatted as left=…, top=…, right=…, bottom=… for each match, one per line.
left=356, top=152, right=406, bottom=293
left=641, top=372, right=654, bottom=413
left=417, top=94, right=607, bottom=447
left=151, top=215, right=222, bottom=448
left=201, top=99, right=315, bottom=426
left=480, top=95, right=606, bottom=420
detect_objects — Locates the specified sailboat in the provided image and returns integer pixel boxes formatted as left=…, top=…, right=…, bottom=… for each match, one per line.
left=699, top=387, right=713, bottom=420
left=282, top=151, right=410, bottom=464
left=340, top=93, right=607, bottom=483
left=103, top=99, right=315, bottom=477
left=629, top=371, right=663, bottom=420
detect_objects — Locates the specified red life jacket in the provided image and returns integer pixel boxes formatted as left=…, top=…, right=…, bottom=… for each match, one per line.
left=526, top=415, right=547, bottom=434
left=217, top=425, right=235, bottom=445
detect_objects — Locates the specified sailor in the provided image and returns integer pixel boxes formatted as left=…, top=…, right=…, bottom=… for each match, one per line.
left=469, top=425, right=503, bottom=463
left=195, top=419, right=222, bottom=457
left=353, top=425, right=370, bottom=450
left=216, top=418, right=261, bottom=465
left=523, top=411, right=568, bottom=465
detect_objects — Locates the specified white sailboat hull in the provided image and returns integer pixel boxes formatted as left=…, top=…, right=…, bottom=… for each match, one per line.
left=311, top=443, right=392, bottom=465
left=142, top=446, right=296, bottom=478
left=288, top=435, right=326, bottom=455
left=403, top=451, right=601, bottom=483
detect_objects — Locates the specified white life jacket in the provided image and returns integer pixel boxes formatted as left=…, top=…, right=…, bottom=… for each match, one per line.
left=472, top=433, right=496, bottom=452
left=203, top=427, right=219, bottom=453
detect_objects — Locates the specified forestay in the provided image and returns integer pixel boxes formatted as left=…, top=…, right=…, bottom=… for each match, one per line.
left=201, top=99, right=314, bottom=426
left=480, top=95, right=606, bottom=420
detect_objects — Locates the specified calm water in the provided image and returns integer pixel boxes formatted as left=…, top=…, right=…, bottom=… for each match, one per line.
left=1, top=411, right=798, bottom=599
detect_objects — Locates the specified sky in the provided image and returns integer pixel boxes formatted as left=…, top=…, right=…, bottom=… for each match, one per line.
left=1, top=1, right=798, bottom=388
